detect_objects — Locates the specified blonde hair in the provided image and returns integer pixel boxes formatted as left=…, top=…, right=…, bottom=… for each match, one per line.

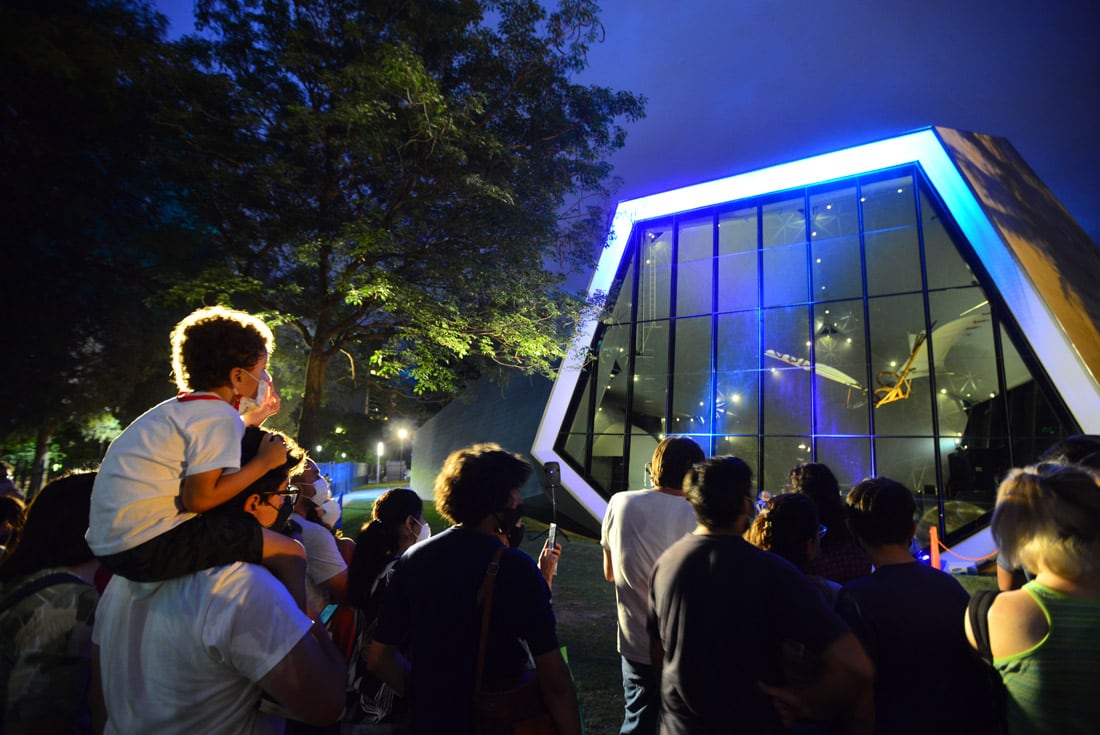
left=993, top=464, right=1100, bottom=580
left=169, top=306, right=275, bottom=392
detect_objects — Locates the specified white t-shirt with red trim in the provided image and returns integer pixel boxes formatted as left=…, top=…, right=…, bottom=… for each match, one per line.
left=86, top=395, right=243, bottom=556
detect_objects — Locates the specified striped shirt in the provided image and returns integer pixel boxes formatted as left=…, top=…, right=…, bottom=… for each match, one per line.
left=995, top=581, right=1100, bottom=735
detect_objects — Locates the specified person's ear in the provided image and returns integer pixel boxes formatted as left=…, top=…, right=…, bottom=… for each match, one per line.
left=243, top=493, right=263, bottom=514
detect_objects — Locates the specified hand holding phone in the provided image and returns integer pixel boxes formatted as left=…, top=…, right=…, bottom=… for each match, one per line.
left=547, top=522, right=558, bottom=548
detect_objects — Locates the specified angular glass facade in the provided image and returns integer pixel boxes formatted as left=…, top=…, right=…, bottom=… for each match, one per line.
left=563, top=167, right=1076, bottom=545
left=535, top=128, right=1100, bottom=548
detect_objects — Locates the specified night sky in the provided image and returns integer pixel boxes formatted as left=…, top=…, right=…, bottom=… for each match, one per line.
left=156, top=0, right=1100, bottom=245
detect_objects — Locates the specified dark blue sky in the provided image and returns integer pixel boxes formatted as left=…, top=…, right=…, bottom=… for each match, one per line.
left=156, top=0, right=1100, bottom=245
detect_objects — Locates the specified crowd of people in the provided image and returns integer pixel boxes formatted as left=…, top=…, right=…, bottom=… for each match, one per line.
left=1, top=304, right=1098, bottom=735
left=604, top=436, right=1100, bottom=735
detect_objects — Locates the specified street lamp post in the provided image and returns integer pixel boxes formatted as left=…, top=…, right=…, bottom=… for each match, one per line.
left=376, top=441, right=384, bottom=484
left=398, top=428, right=409, bottom=475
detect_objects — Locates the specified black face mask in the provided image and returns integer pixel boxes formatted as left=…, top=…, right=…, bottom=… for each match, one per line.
left=498, top=504, right=526, bottom=548
left=272, top=496, right=295, bottom=533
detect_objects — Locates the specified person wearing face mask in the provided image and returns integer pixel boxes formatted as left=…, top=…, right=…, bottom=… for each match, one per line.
left=291, top=459, right=349, bottom=617
left=337, top=488, right=428, bottom=733
left=91, top=426, right=347, bottom=734
left=85, top=305, right=308, bottom=612
left=368, top=443, right=582, bottom=735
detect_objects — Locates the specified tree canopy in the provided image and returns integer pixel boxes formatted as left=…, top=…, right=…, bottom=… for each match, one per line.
left=1, top=0, right=645, bottom=477
left=173, top=0, right=644, bottom=448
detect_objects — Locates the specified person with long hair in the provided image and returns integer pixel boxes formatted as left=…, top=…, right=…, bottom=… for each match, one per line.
left=746, top=492, right=841, bottom=606
left=786, top=463, right=871, bottom=585
left=0, top=472, right=101, bottom=734
left=966, top=465, right=1100, bottom=733
left=342, top=488, right=426, bottom=733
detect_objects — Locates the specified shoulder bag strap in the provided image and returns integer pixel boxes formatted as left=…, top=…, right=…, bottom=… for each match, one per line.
left=0, top=572, right=88, bottom=616
left=473, top=547, right=507, bottom=699
left=968, top=589, right=1000, bottom=663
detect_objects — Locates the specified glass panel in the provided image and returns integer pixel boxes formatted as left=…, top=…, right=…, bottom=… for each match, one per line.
left=715, top=371, right=759, bottom=435
left=676, top=215, right=714, bottom=318
left=718, top=207, right=757, bottom=254
left=920, top=189, right=976, bottom=291
left=814, top=437, right=870, bottom=491
left=869, top=294, right=934, bottom=436
left=608, top=257, right=636, bottom=325
left=927, top=288, right=998, bottom=437
left=764, top=244, right=809, bottom=306
left=638, top=225, right=673, bottom=321
left=762, top=197, right=808, bottom=307
left=863, top=174, right=921, bottom=296
left=763, top=436, right=813, bottom=497
left=943, top=436, right=1008, bottom=517
left=810, top=185, right=862, bottom=301
left=762, top=306, right=812, bottom=436
left=873, top=437, right=938, bottom=547
left=718, top=208, right=759, bottom=312
left=716, top=310, right=761, bottom=435
left=593, top=322, right=632, bottom=432
left=562, top=370, right=592, bottom=469
left=861, top=173, right=917, bottom=232
left=672, top=316, right=713, bottom=435
left=716, top=311, right=760, bottom=373
left=627, top=431, right=662, bottom=491
left=715, top=436, right=760, bottom=487
left=865, top=227, right=922, bottom=296
left=590, top=432, right=624, bottom=495
left=631, top=320, right=669, bottom=437
left=1002, top=322, right=1075, bottom=465
left=813, top=300, right=870, bottom=435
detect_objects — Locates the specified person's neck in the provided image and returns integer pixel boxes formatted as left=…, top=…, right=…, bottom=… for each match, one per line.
left=1033, top=567, right=1100, bottom=599
left=864, top=542, right=916, bottom=568
left=654, top=486, right=684, bottom=497
left=693, top=519, right=748, bottom=536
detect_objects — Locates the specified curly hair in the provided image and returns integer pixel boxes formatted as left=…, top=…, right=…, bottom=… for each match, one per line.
left=433, top=443, right=531, bottom=526
left=170, top=305, right=275, bottom=392
left=746, top=492, right=820, bottom=570
left=993, top=465, right=1100, bottom=579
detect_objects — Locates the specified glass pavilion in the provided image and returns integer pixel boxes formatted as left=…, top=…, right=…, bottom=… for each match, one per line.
left=533, top=127, right=1100, bottom=551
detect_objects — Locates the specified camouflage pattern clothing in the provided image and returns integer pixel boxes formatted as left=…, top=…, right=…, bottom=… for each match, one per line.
left=0, top=568, right=98, bottom=729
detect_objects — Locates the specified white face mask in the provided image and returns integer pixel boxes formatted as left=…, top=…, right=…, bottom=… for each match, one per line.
left=237, top=370, right=271, bottom=415
left=307, top=476, right=330, bottom=506
left=318, top=498, right=341, bottom=528
left=413, top=518, right=431, bottom=544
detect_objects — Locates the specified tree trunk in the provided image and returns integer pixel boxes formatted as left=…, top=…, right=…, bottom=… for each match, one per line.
left=295, top=345, right=331, bottom=452
left=30, top=421, right=55, bottom=499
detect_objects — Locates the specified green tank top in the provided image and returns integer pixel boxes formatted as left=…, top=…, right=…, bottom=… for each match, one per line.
left=994, top=581, right=1100, bottom=734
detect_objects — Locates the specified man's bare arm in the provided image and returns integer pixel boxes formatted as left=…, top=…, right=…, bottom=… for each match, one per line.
left=367, top=640, right=410, bottom=698
left=602, top=546, right=615, bottom=582
left=259, top=621, right=345, bottom=725
left=534, top=648, right=582, bottom=735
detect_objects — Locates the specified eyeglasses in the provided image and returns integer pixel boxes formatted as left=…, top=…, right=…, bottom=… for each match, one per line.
left=264, top=485, right=300, bottom=507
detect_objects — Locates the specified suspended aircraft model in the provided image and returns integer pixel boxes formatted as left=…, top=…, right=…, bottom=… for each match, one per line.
left=764, top=302, right=991, bottom=410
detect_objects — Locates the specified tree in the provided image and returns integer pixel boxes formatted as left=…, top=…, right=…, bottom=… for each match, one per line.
left=0, top=0, right=210, bottom=491
left=168, top=0, right=645, bottom=449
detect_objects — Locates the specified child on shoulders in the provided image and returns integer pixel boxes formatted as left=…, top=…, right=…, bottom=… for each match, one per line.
left=86, top=305, right=307, bottom=610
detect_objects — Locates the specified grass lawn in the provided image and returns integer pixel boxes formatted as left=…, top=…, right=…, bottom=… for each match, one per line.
left=338, top=488, right=624, bottom=734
